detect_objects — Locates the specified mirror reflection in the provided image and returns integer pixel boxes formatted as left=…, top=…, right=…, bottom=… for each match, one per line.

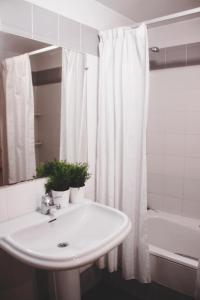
left=0, top=31, right=87, bottom=186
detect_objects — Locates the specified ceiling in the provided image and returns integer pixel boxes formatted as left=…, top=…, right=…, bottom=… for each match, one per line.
left=96, top=0, right=200, bottom=21
left=0, top=31, right=49, bottom=60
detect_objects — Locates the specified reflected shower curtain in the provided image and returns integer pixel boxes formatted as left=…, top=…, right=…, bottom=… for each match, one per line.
left=96, top=24, right=151, bottom=282
left=2, top=54, right=36, bottom=184
left=60, top=49, right=87, bottom=163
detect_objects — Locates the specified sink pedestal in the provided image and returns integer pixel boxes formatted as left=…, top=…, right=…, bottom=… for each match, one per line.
left=50, top=269, right=81, bottom=300
left=0, top=202, right=131, bottom=300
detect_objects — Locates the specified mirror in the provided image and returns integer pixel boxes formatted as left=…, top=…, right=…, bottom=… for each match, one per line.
left=0, top=31, right=67, bottom=186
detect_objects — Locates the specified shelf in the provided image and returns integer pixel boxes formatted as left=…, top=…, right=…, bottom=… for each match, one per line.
left=34, top=113, right=43, bottom=117
left=35, top=142, right=42, bottom=146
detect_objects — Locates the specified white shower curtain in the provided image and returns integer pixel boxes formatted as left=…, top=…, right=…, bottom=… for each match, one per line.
left=96, top=24, right=150, bottom=282
left=2, top=54, right=36, bottom=184
left=60, top=49, right=88, bottom=163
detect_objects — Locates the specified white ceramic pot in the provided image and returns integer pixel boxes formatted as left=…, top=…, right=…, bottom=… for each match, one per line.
left=70, top=186, right=85, bottom=204
left=52, top=189, right=70, bottom=208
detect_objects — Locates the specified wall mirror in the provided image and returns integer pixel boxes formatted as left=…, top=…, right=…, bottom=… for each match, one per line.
left=0, top=31, right=87, bottom=186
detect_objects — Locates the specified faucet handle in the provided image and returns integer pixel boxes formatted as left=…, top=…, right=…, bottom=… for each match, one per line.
left=49, top=207, right=57, bottom=218
left=42, top=194, right=53, bottom=205
left=41, top=194, right=52, bottom=215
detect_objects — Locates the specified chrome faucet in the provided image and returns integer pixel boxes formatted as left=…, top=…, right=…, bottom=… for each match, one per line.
left=41, top=194, right=60, bottom=215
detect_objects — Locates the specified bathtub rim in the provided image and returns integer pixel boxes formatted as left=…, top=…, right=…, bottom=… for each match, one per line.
left=149, top=245, right=198, bottom=270
left=147, top=210, right=199, bottom=270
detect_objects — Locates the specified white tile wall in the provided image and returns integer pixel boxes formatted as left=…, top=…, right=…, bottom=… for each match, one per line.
left=147, top=66, right=200, bottom=219
left=0, top=192, right=8, bottom=222
left=0, top=178, right=46, bottom=223
left=33, top=5, right=59, bottom=45
left=0, top=0, right=99, bottom=56
left=60, top=16, right=81, bottom=51
left=81, top=24, right=99, bottom=56
left=0, top=0, right=32, bottom=38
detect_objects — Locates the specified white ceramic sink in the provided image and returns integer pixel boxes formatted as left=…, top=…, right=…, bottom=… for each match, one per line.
left=0, top=202, right=131, bottom=270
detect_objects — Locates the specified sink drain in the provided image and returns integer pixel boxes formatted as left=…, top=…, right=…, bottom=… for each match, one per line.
left=57, top=242, right=69, bottom=248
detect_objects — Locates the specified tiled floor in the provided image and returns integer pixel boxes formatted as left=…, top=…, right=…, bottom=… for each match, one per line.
left=82, top=283, right=140, bottom=300
left=83, top=272, right=194, bottom=300
left=83, top=282, right=194, bottom=300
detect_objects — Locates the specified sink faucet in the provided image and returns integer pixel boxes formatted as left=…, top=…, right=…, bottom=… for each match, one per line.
left=41, top=194, right=60, bottom=215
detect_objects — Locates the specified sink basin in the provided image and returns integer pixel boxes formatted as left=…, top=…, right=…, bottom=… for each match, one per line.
left=0, top=201, right=131, bottom=270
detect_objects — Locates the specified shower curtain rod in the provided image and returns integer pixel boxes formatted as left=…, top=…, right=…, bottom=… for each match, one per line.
left=29, top=45, right=59, bottom=56
left=131, top=7, right=200, bottom=29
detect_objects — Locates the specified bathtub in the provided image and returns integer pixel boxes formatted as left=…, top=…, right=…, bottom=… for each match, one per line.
left=148, top=210, right=199, bottom=297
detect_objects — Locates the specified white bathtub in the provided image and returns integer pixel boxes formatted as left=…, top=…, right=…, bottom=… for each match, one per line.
left=148, top=210, right=199, bottom=297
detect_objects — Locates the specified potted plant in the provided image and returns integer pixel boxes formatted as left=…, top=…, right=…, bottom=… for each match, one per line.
left=36, top=160, right=59, bottom=178
left=70, top=163, right=90, bottom=203
left=37, top=160, right=71, bottom=208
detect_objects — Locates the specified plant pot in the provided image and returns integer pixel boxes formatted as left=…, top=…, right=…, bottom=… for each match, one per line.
left=52, top=189, right=70, bottom=208
left=70, top=186, right=85, bottom=204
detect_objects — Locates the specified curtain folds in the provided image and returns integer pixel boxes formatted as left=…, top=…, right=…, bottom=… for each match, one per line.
left=2, top=54, right=36, bottom=184
left=60, top=49, right=88, bottom=163
left=96, top=24, right=151, bottom=282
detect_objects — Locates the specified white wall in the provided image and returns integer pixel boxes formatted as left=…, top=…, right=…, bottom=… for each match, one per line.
left=26, top=0, right=133, bottom=30
left=85, top=54, right=98, bottom=201
left=148, top=66, right=200, bottom=219
left=147, top=18, right=200, bottom=219
left=149, top=17, right=200, bottom=48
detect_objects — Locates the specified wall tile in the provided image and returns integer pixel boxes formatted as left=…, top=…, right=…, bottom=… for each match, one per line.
left=147, top=92, right=167, bottom=114
left=182, top=198, right=200, bottom=219
left=185, top=135, right=200, bottom=158
left=60, top=16, right=81, bottom=51
left=148, top=193, right=163, bottom=210
left=147, top=133, right=165, bottom=155
left=164, top=134, right=185, bottom=156
left=147, top=155, right=165, bottom=174
left=148, top=66, right=200, bottom=218
left=150, top=48, right=165, bottom=70
left=6, top=181, right=37, bottom=219
left=147, top=173, right=165, bottom=195
left=183, top=178, right=200, bottom=202
left=164, top=156, right=184, bottom=178
left=183, top=179, right=200, bottom=218
left=33, top=5, right=59, bottom=45
left=3, top=178, right=46, bottom=220
left=0, top=0, right=32, bottom=38
left=81, top=24, right=99, bottom=56
left=165, top=111, right=185, bottom=134
left=147, top=113, right=165, bottom=133
left=164, top=90, right=187, bottom=112
left=150, top=43, right=200, bottom=70
left=164, top=176, right=183, bottom=199
left=185, top=158, right=200, bottom=180
left=0, top=190, right=8, bottom=222
left=162, top=195, right=182, bottom=214
left=187, top=42, right=200, bottom=66
left=186, top=112, right=200, bottom=134
left=185, top=66, right=200, bottom=89
left=166, top=45, right=186, bottom=68
left=184, top=89, right=200, bottom=112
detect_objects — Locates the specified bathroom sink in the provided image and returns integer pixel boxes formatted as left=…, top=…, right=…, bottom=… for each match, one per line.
left=0, top=202, right=131, bottom=270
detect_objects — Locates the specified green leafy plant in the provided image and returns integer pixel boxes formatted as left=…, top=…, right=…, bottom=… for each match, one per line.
left=70, top=163, right=90, bottom=188
left=36, top=160, right=72, bottom=193
left=36, top=160, right=60, bottom=178
left=36, top=160, right=91, bottom=193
